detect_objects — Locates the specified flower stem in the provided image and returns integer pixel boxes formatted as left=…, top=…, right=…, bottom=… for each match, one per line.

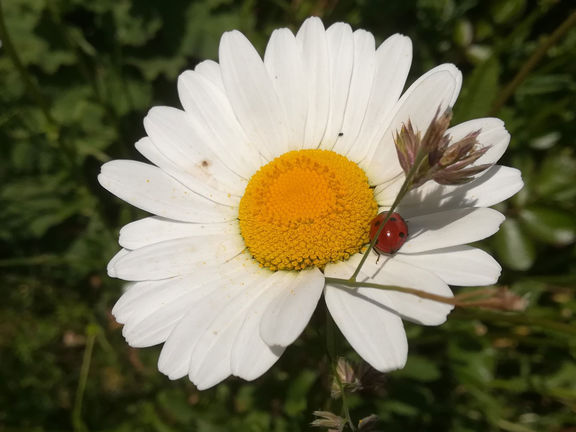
left=338, top=378, right=355, bottom=432
left=325, top=311, right=356, bottom=431
left=454, top=309, right=576, bottom=336
left=350, top=149, right=427, bottom=281
left=326, top=277, right=460, bottom=306
left=72, top=324, right=98, bottom=432
left=326, top=278, right=527, bottom=312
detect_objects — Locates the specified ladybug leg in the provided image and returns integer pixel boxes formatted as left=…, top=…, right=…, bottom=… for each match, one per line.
left=375, top=250, right=381, bottom=265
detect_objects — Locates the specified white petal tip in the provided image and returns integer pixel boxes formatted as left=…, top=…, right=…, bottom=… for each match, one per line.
left=372, top=352, right=408, bottom=373
left=260, top=330, right=292, bottom=348
left=106, top=265, right=117, bottom=278
left=303, top=16, right=323, bottom=25
left=158, top=362, right=188, bottom=381
left=389, top=33, right=412, bottom=46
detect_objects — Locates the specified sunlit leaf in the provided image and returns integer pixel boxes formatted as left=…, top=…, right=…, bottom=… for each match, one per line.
left=493, top=218, right=536, bottom=270
left=452, top=57, right=500, bottom=123
left=519, top=206, right=576, bottom=246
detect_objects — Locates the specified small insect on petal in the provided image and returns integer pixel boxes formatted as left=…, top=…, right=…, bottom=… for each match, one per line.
left=369, top=212, right=409, bottom=254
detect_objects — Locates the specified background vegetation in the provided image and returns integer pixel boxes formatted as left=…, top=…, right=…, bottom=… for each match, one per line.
left=1, top=0, right=575, bottom=430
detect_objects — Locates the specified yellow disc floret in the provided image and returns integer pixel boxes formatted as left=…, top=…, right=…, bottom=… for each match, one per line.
left=238, top=149, right=378, bottom=271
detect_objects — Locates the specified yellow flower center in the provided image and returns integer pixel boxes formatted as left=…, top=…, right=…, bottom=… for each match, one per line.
left=238, top=149, right=378, bottom=271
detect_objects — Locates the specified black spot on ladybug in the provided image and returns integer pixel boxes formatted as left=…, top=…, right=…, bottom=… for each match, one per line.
left=399, top=232, right=405, bottom=238
left=390, top=217, right=397, bottom=221
left=374, top=221, right=380, bottom=226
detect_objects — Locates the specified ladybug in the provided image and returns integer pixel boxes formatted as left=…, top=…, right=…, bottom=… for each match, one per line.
left=369, top=212, right=408, bottom=254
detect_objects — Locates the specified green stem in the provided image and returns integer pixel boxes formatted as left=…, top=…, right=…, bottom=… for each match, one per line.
left=338, top=378, right=355, bottom=431
left=326, top=277, right=460, bottom=306
left=453, top=309, right=576, bottom=337
left=325, top=311, right=355, bottom=431
left=490, top=9, right=576, bottom=115
left=0, top=254, right=64, bottom=267
left=72, top=325, right=98, bottom=432
left=350, top=150, right=427, bottom=281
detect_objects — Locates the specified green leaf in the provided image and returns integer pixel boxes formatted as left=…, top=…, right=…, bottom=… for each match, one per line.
left=450, top=340, right=496, bottom=386
left=492, top=218, right=536, bottom=270
left=489, top=0, right=526, bottom=25
left=529, top=132, right=561, bottom=150
left=156, top=390, right=194, bottom=424
left=416, top=0, right=456, bottom=23
left=535, top=149, right=576, bottom=201
left=453, top=19, right=473, bottom=47
left=465, top=44, right=493, bottom=64
left=283, top=369, right=316, bottom=416
left=378, top=400, right=420, bottom=417
left=394, top=355, right=441, bottom=382
left=519, top=206, right=576, bottom=246
left=112, top=2, right=163, bottom=47
left=517, top=74, right=575, bottom=97
left=452, top=57, right=500, bottom=123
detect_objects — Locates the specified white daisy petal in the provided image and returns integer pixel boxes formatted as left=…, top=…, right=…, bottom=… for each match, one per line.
left=118, top=275, right=220, bottom=348
left=231, top=278, right=286, bottom=380
left=112, top=234, right=245, bottom=281
left=192, top=324, right=240, bottom=390
left=364, top=63, right=462, bottom=184
left=325, top=255, right=453, bottom=326
left=135, top=136, right=240, bottom=206
left=107, top=248, right=129, bottom=278
left=396, top=245, right=502, bottom=286
left=360, top=256, right=454, bottom=325
left=260, top=268, right=325, bottom=347
left=350, top=33, right=412, bottom=162
left=119, top=216, right=238, bottom=250
left=325, top=282, right=408, bottom=372
left=157, top=292, right=229, bottom=381
left=112, top=279, right=162, bottom=324
left=332, top=29, right=376, bottom=157
left=374, top=173, right=405, bottom=208
left=143, top=106, right=247, bottom=194
left=398, top=165, right=524, bottom=218
left=319, top=22, right=354, bottom=149
left=189, top=315, right=247, bottom=389
left=296, top=17, right=330, bottom=149
left=447, top=117, right=510, bottom=167
left=189, top=270, right=276, bottom=388
left=177, top=70, right=261, bottom=177
left=157, top=255, right=261, bottom=381
left=219, top=30, right=290, bottom=160
left=98, top=160, right=236, bottom=223
left=193, top=59, right=223, bottom=88
left=264, top=28, right=307, bottom=149
left=401, top=207, right=505, bottom=253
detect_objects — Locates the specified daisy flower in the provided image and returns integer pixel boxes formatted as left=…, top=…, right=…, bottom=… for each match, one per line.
left=98, top=17, right=523, bottom=390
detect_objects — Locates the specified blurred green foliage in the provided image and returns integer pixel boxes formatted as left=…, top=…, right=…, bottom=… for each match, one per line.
left=1, top=0, right=575, bottom=431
